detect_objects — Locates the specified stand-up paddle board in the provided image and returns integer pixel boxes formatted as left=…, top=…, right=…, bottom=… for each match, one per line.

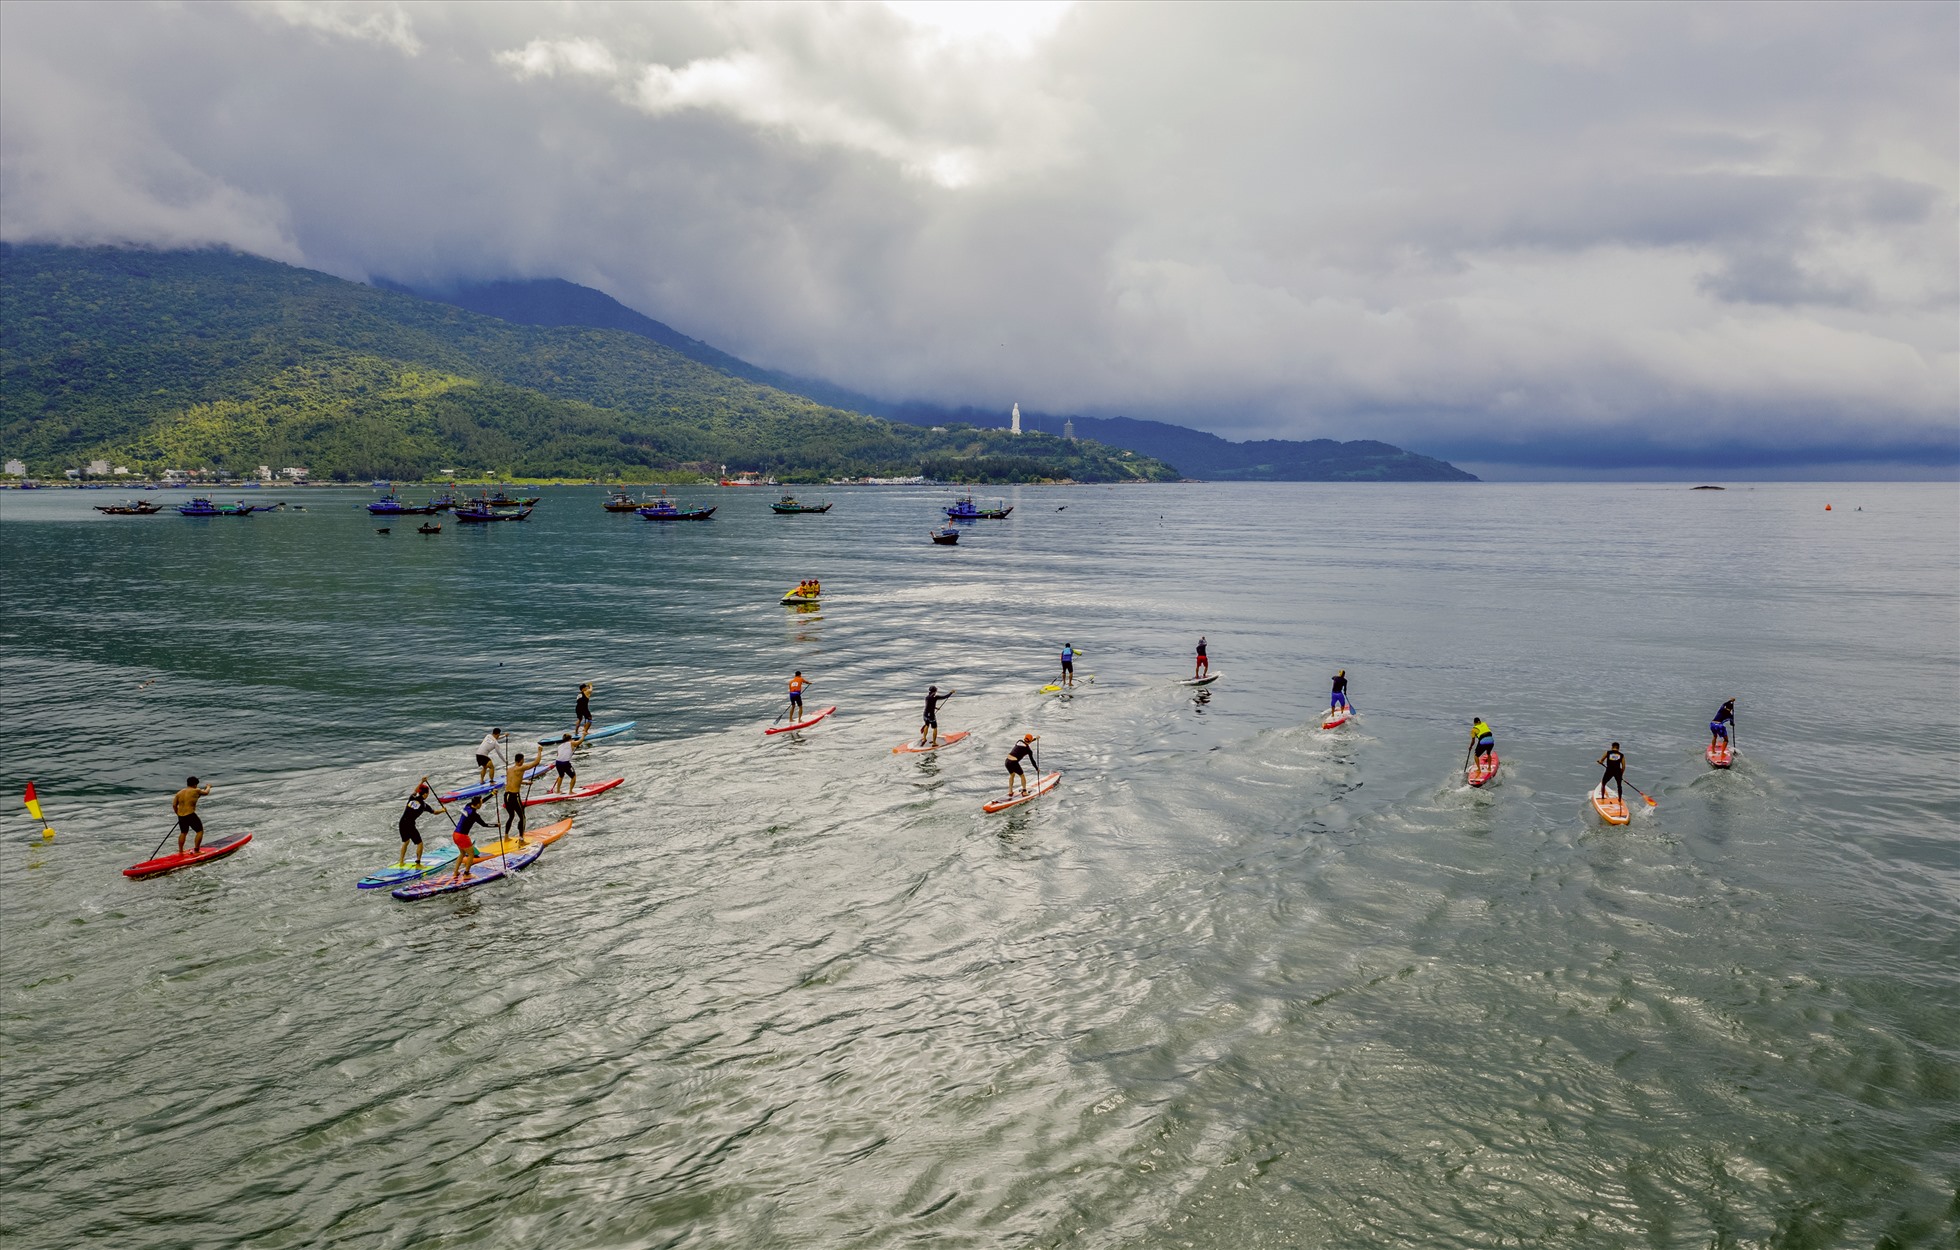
left=1039, top=675, right=1093, bottom=693
left=1591, top=791, right=1631, bottom=825
left=893, top=731, right=970, bottom=754
left=1178, top=672, right=1222, bottom=686
left=1467, top=753, right=1500, bottom=788
left=357, top=845, right=459, bottom=889
left=392, top=843, right=543, bottom=900
left=983, top=771, right=1062, bottom=813
left=440, top=760, right=551, bottom=803
left=466, top=817, right=575, bottom=861
left=536, top=721, right=637, bottom=747
left=1706, top=741, right=1734, bottom=769
left=1320, top=706, right=1353, bottom=730
left=123, top=833, right=253, bottom=879
left=524, top=778, right=624, bottom=806
left=766, top=705, right=837, bottom=734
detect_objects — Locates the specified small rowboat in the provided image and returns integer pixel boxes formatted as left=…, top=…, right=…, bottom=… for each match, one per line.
left=1467, top=753, right=1500, bottom=787
left=771, top=496, right=833, bottom=514
left=930, top=527, right=960, bottom=544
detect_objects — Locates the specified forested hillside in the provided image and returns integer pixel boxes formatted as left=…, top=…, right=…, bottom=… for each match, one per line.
left=0, top=246, right=1175, bottom=483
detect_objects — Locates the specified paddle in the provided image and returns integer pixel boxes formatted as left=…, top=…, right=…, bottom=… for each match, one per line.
left=1462, top=736, right=1474, bottom=779
left=143, top=820, right=179, bottom=865
left=1625, top=780, right=1659, bottom=807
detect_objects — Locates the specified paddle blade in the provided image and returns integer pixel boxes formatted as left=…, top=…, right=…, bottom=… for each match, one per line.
left=1644, top=795, right=1658, bottom=806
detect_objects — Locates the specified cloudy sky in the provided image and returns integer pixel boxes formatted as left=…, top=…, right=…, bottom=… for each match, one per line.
left=3, top=1, right=1954, bottom=475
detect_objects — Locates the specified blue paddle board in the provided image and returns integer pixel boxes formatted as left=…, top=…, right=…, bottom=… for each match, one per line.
left=391, top=843, right=543, bottom=900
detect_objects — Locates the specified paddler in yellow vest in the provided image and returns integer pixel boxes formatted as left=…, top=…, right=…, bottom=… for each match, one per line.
left=1469, top=718, right=1495, bottom=763
left=171, top=776, right=212, bottom=855
left=501, top=753, right=530, bottom=837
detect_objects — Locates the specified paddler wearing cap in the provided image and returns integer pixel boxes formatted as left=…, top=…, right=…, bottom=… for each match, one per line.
left=1004, top=733, right=1040, bottom=795
left=919, top=684, right=956, bottom=748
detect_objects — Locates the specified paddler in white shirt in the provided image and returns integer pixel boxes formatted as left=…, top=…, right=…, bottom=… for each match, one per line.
left=548, top=733, right=577, bottom=795
left=475, top=728, right=505, bottom=783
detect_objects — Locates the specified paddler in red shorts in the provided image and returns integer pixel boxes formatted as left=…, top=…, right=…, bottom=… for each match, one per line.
left=443, top=798, right=492, bottom=882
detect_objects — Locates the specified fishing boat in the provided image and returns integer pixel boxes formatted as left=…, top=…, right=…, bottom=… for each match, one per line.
left=367, top=493, right=440, bottom=516
left=94, top=500, right=162, bottom=515
left=770, top=495, right=833, bottom=514
left=427, top=492, right=458, bottom=511
left=176, top=497, right=260, bottom=517
left=602, top=491, right=646, bottom=512
left=944, top=495, right=1013, bottom=520
left=930, top=526, right=961, bottom=544
left=638, top=499, right=716, bottom=520
left=481, top=492, right=540, bottom=508
left=453, top=504, right=533, bottom=523
left=416, top=523, right=442, bottom=534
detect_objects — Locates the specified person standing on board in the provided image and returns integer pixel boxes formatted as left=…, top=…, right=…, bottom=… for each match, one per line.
left=1004, top=734, right=1040, bottom=796
left=919, top=685, right=955, bottom=748
left=443, top=798, right=493, bottom=883
left=398, top=780, right=439, bottom=867
left=1194, top=637, right=1209, bottom=679
left=475, top=728, right=505, bottom=784
left=1060, top=643, right=1077, bottom=688
left=574, top=684, right=594, bottom=740
left=787, top=670, right=809, bottom=721
left=1470, top=718, right=1495, bottom=764
left=548, top=733, right=577, bottom=796
left=1329, top=670, right=1349, bottom=712
left=501, top=753, right=530, bottom=837
left=1596, top=743, right=1627, bottom=801
left=1709, top=698, right=1737, bottom=750
left=171, top=777, right=212, bottom=856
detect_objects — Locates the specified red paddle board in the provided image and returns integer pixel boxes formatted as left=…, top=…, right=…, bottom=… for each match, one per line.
left=1320, top=707, right=1352, bottom=730
left=525, top=777, right=624, bottom=806
left=1706, top=742, right=1734, bottom=769
left=983, top=771, right=1061, bottom=813
left=766, top=705, right=837, bottom=734
left=893, top=731, right=970, bottom=754
left=1467, top=753, right=1500, bottom=787
left=1591, top=792, right=1631, bottom=825
left=123, top=833, right=253, bottom=878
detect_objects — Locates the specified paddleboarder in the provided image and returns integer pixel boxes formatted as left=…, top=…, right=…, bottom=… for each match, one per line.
left=787, top=670, right=809, bottom=720
left=171, top=776, right=212, bottom=856
left=475, top=728, right=505, bottom=784
left=1709, top=698, right=1737, bottom=750
left=501, top=753, right=530, bottom=837
left=398, top=781, right=438, bottom=867
left=1004, top=733, right=1040, bottom=796
left=1470, top=717, right=1495, bottom=763
left=1195, top=636, right=1208, bottom=679
left=919, top=684, right=956, bottom=748
left=548, top=733, right=577, bottom=795
left=1596, top=742, right=1627, bottom=801
left=1329, top=670, right=1349, bottom=712
left=575, top=684, right=594, bottom=740
left=1060, top=643, right=1077, bottom=688
left=443, top=798, right=493, bottom=883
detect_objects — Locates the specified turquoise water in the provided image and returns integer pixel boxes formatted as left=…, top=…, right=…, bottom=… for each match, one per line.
left=2, top=482, right=1955, bottom=1247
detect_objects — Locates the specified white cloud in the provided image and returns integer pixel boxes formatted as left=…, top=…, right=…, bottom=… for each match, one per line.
left=250, top=1, right=422, bottom=56
left=1, top=0, right=1954, bottom=467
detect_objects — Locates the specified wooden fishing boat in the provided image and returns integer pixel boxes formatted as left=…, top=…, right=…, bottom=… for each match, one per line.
left=482, top=492, right=540, bottom=508
left=454, top=504, right=532, bottom=523
left=638, top=500, right=716, bottom=520
left=770, top=495, right=833, bottom=514
left=930, top=527, right=961, bottom=544
left=367, top=494, right=440, bottom=515
left=94, top=500, right=162, bottom=515
left=176, top=497, right=259, bottom=516
left=602, top=491, right=645, bottom=512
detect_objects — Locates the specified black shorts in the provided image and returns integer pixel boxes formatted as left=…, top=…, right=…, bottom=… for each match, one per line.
left=398, top=823, right=422, bottom=844
left=554, top=760, right=574, bottom=777
left=1061, top=660, right=1073, bottom=672
left=475, top=754, right=491, bottom=768
left=923, top=711, right=938, bottom=727
left=1006, top=759, right=1025, bottom=775
left=177, top=813, right=204, bottom=835
left=790, top=694, right=803, bottom=707
left=503, top=792, right=523, bottom=812
left=1475, top=741, right=1493, bottom=756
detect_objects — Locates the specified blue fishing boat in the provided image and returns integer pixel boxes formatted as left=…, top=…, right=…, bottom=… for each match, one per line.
left=367, top=494, right=440, bottom=516
left=454, top=504, right=532, bottom=523
left=177, top=497, right=259, bottom=517
left=638, top=499, right=716, bottom=520
left=944, top=495, right=1012, bottom=520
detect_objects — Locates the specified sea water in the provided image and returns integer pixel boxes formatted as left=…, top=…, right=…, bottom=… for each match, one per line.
left=1, top=482, right=1955, bottom=1247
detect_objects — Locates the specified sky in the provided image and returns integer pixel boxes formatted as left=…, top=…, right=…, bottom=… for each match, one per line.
left=2, top=1, right=1955, bottom=476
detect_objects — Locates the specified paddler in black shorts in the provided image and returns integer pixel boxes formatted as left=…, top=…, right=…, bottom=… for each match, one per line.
left=1060, top=643, right=1076, bottom=687
left=475, top=728, right=504, bottom=783
left=397, top=780, right=439, bottom=867
left=548, top=733, right=577, bottom=795
left=1596, top=742, right=1627, bottom=800
left=1004, top=734, right=1039, bottom=795
left=787, top=671, right=808, bottom=719
left=444, top=798, right=493, bottom=882
left=1329, top=670, right=1349, bottom=711
left=171, top=776, right=212, bottom=855
left=1709, top=698, right=1736, bottom=749
left=1194, top=636, right=1208, bottom=679
left=574, top=684, right=594, bottom=740
left=919, top=684, right=956, bottom=748
left=501, top=753, right=529, bottom=836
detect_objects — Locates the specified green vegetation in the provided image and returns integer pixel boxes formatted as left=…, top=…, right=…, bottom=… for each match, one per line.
left=0, top=245, right=1178, bottom=484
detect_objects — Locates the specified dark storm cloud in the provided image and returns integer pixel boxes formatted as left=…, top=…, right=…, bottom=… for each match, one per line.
left=2, top=1, right=1953, bottom=471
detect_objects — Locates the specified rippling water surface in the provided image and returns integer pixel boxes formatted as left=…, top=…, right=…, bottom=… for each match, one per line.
left=2, top=482, right=1955, bottom=1248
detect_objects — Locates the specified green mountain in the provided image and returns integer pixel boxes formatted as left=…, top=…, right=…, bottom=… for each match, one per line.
left=408, top=277, right=1477, bottom=482
left=0, top=245, right=1176, bottom=484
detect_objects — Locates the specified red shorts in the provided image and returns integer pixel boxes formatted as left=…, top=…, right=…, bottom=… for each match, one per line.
left=453, top=833, right=474, bottom=853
